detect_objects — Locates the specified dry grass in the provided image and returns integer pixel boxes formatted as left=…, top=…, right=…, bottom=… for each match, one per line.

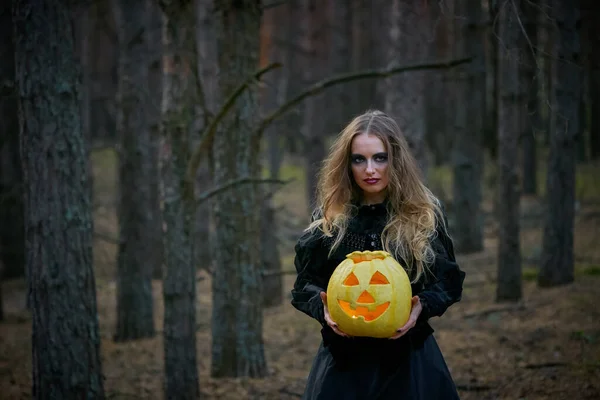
left=1, top=155, right=599, bottom=399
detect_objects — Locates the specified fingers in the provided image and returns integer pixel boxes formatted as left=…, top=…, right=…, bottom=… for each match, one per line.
left=390, top=297, right=423, bottom=339
left=323, top=312, right=350, bottom=337
left=332, top=325, right=350, bottom=337
left=321, top=297, right=350, bottom=338
left=389, top=316, right=416, bottom=340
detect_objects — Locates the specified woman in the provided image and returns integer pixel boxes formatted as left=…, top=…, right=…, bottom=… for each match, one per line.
left=291, top=110, right=466, bottom=400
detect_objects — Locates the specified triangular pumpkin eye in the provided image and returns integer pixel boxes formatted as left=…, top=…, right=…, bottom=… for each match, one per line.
left=343, top=272, right=359, bottom=286
left=369, top=271, right=389, bottom=284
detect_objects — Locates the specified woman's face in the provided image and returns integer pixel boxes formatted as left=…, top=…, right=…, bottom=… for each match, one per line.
left=350, top=134, right=390, bottom=204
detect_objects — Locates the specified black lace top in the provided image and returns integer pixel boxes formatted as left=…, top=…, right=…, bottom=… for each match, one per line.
left=290, top=202, right=466, bottom=362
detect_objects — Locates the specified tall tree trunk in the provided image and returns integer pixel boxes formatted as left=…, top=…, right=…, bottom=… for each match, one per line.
left=262, top=2, right=288, bottom=179
left=260, top=3, right=288, bottom=308
left=426, top=0, right=454, bottom=167
left=260, top=197, right=282, bottom=308
left=538, top=0, right=581, bottom=287
left=452, top=0, right=484, bottom=253
left=194, top=0, right=217, bottom=274
left=73, top=2, right=95, bottom=201
left=148, top=0, right=165, bottom=280
left=521, top=0, right=539, bottom=195
left=496, top=0, right=522, bottom=302
left=541, top=0, right=556, bottom=146
left=282, top=0, right=305, bottom=156
left=302, top=0, right=330, bottom=211
left=383, top=0, right=429, bottom=179
left=112, top=0, right=156, bottom=342
left=89, top=0, right=118, bottom=145
left=327, top=1, right=352, bottom=133
left=351, top=0, right=377, bottom=113
left=13, top=0, right=105, bottom=397
left=485, top=0, right=499, bottom=160
left=583, top=0, right=599, bottom=160
left=159, top=1, right=200, bottom=398
left=0, top=2, right=25, bottom=280
left=211, top=0, right=267, bottom=378
left=0, top=266, right=3, bottom=320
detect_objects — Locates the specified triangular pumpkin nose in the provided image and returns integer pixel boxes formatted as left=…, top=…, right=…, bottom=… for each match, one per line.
left=357, top=290, right=375, bottom=303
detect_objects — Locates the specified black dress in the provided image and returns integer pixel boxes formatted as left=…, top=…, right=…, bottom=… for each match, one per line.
left=291, top=202, right=466, bottom=400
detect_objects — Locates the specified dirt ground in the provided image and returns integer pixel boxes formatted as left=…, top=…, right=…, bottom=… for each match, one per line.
left=1, top=159, right=600, bottom=399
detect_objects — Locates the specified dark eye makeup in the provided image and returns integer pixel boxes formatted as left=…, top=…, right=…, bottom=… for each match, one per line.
left=350, top=152, right=388, bottom=164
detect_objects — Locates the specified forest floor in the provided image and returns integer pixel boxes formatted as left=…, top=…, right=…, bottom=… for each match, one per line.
left=1, top=154, right=599, bottom=399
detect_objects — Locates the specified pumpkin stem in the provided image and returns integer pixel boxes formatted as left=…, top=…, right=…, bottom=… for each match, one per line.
left=347, top=250, right=388, bottom=263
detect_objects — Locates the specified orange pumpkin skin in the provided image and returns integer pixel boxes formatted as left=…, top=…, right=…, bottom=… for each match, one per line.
left=326, top=250, right=412, bottom=338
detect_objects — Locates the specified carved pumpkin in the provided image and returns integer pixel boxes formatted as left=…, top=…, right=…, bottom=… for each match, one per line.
left=326, top=250, right=412, bottom=338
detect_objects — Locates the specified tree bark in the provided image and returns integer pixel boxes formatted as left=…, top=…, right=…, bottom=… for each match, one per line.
left=496, top=0, right=523, bottom=302
left=485, top=0, right=499, bottom=160
left=282, top=0, right=306, bottom=156
left=538, top=0, right=581, bottom=287
left=541, top=0, right=556, bottom=146
left=148, top=0, right=165, bottom=280
left=13, top=0, right=105, bottom=397
left=260, top=3, right=287, bottom=308
left=452, top=0, right=485, bottom=253
left=211, top=0, right=267, bottom=378
left=72, top=2, right=95, bottom=202
left=194, top=0, right=218, bottom=273
left=159, top=1, right=200, bottom=398
left=521, top=0, right=539, bottom=195
left=426, top=0, right=454, bottom=167
left=383, top=0, right=429, bottom=179
left=262, top=2, right=287, bottom=179
left=260, top=196, right=282, bottom=308
left=89, top=0, right=118, bottom=144
left=351, top=0, right=378, bottom=113
left=112, top=0, right=156, bottom=342
left=583, top=0, right=599, bottom=160
left=0, top=2, right=25, bottom=280
left=301, top=0, right=330, bottom=212
left=327, top=1, right=352, bottom=134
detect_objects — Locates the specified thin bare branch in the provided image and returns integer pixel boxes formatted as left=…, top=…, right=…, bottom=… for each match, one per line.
left=524, top=362, right=568, bottom=369
left=186, top=62, right=282, bottom=194
left=255, top=57, right=473, bottom=137
left=261, top=268, right=297, bottom=277
left=454, top=383, right=492, bottom=392
left=262, top=0, right=288, bottom=9
left=511, top=0, right=541, bottom=71
left=196, top=177, right=292, bottom=205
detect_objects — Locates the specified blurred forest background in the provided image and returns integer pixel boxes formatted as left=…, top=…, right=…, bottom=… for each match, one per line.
left=0, top=0, right=599, bottom=399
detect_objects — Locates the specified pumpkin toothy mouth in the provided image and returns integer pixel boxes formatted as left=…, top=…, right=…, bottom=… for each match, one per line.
left=337, top=300, right=390, bottom=321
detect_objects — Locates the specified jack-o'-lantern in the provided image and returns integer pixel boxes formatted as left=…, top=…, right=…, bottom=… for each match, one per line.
left=326, top=250, right=412, bottom=338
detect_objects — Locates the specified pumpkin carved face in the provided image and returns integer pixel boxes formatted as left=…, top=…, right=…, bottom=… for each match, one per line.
left=326, top=250, right=412, bottom=338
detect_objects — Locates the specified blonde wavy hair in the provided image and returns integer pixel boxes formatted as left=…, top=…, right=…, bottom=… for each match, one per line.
left=308, top=110, right=444, bottom=282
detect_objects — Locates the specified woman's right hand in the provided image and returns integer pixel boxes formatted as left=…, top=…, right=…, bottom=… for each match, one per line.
left=320, top=292, right=350, bottom=337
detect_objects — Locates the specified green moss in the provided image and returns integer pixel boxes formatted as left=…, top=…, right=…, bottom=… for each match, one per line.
left=522, top=266, right=539, bottom=281
left=576, top=264, right=600, bottom=277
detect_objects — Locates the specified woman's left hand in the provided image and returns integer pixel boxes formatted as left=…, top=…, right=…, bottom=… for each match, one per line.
left=389, top=296, right=422, bottom=340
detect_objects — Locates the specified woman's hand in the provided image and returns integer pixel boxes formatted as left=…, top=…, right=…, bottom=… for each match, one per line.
left=320, top=292, right=351, bottom=337
left=389, top=296, right=422, bottom=340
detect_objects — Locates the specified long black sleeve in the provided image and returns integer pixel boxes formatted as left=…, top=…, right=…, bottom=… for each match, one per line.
left=417, top=220, right=466, bottom=321
left=290, top=230, right=328, bottom=326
